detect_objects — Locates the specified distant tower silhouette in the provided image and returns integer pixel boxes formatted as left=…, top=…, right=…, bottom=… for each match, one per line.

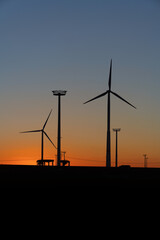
left=52, top=90, right=67, bottom=166
left=143, top=154, right=148, bottom=168
left=84, top=60, right=136, bottom=167
left=113, top=128, right=121, bottom=167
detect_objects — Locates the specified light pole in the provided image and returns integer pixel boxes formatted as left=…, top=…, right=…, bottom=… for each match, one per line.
left=52, top=90, right=67, bottom=166
left=113, top=128, right=121, bottom=167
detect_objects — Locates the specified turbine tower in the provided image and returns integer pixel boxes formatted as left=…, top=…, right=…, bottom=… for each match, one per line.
left=113, top=128, right=121, bottom=167
left=20, top=110, right=56, bottom=161
left=84, top=60, right=136, bottom=167
left=52, top=90, right=67, bottom=166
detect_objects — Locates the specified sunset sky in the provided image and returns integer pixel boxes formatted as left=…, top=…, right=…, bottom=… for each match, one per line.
left=0, top=0, right=160, bottom=167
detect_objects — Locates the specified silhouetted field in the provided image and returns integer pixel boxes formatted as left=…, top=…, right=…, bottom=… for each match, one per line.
left=0, top=165, right=160, bottom=187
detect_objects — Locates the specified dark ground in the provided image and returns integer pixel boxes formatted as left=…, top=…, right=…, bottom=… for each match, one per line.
left=0, top=165, right=160, bottom=187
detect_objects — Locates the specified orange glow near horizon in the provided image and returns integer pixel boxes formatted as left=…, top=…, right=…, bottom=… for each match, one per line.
left=0, top=139, right=160, bottom=168
left=0, top=113, right=159, bottom=168
left=0, top=119, right=159, bottom=168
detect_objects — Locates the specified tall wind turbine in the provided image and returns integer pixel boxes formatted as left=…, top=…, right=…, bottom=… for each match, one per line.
left=20, top=110, right=56, bottom=161
left=84, top=60, right=136, bottom=167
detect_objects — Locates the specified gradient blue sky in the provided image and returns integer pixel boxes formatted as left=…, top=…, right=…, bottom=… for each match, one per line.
left=0, top=0, right=160, bottom=166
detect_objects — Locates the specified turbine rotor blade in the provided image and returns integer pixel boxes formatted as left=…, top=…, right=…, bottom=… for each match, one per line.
left=20, top=130, right=41, bottom=133
left=108, top=59, right=112, bottom=90
left=111, top=91, right=136, bottom=109
left=84, top=91, right=108, bottom=104
left=43, top=131, right=57, bottom=149
left=43, top=109, right=52, bottom=130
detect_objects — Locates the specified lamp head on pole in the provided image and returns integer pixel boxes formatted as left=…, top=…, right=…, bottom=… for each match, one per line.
left=52, top=90, right=67, bottom=96
left=113, top=128, right=121, bottom=132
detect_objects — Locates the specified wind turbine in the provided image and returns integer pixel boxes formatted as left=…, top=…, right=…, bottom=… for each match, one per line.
left=84, top=60, right=136, bottom=167
left=20, top=110, right=56, bottom=161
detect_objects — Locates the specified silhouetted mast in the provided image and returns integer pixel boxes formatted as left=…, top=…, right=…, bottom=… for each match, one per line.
left=84, top=60, right=136, bottom=167
left=113, top=128, right=121, bottom=167
left=52, top=90, right=67, bottom=166
left=143, top=154, right=148, bottom=168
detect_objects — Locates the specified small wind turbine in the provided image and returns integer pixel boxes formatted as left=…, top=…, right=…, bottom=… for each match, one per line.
left=84, top=60, right=136, bottom=167
left=20, top=110, right=56, bottom=161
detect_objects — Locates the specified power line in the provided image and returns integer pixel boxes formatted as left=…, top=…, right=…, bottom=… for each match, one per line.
left=68, top=156, right=105, bottom=163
